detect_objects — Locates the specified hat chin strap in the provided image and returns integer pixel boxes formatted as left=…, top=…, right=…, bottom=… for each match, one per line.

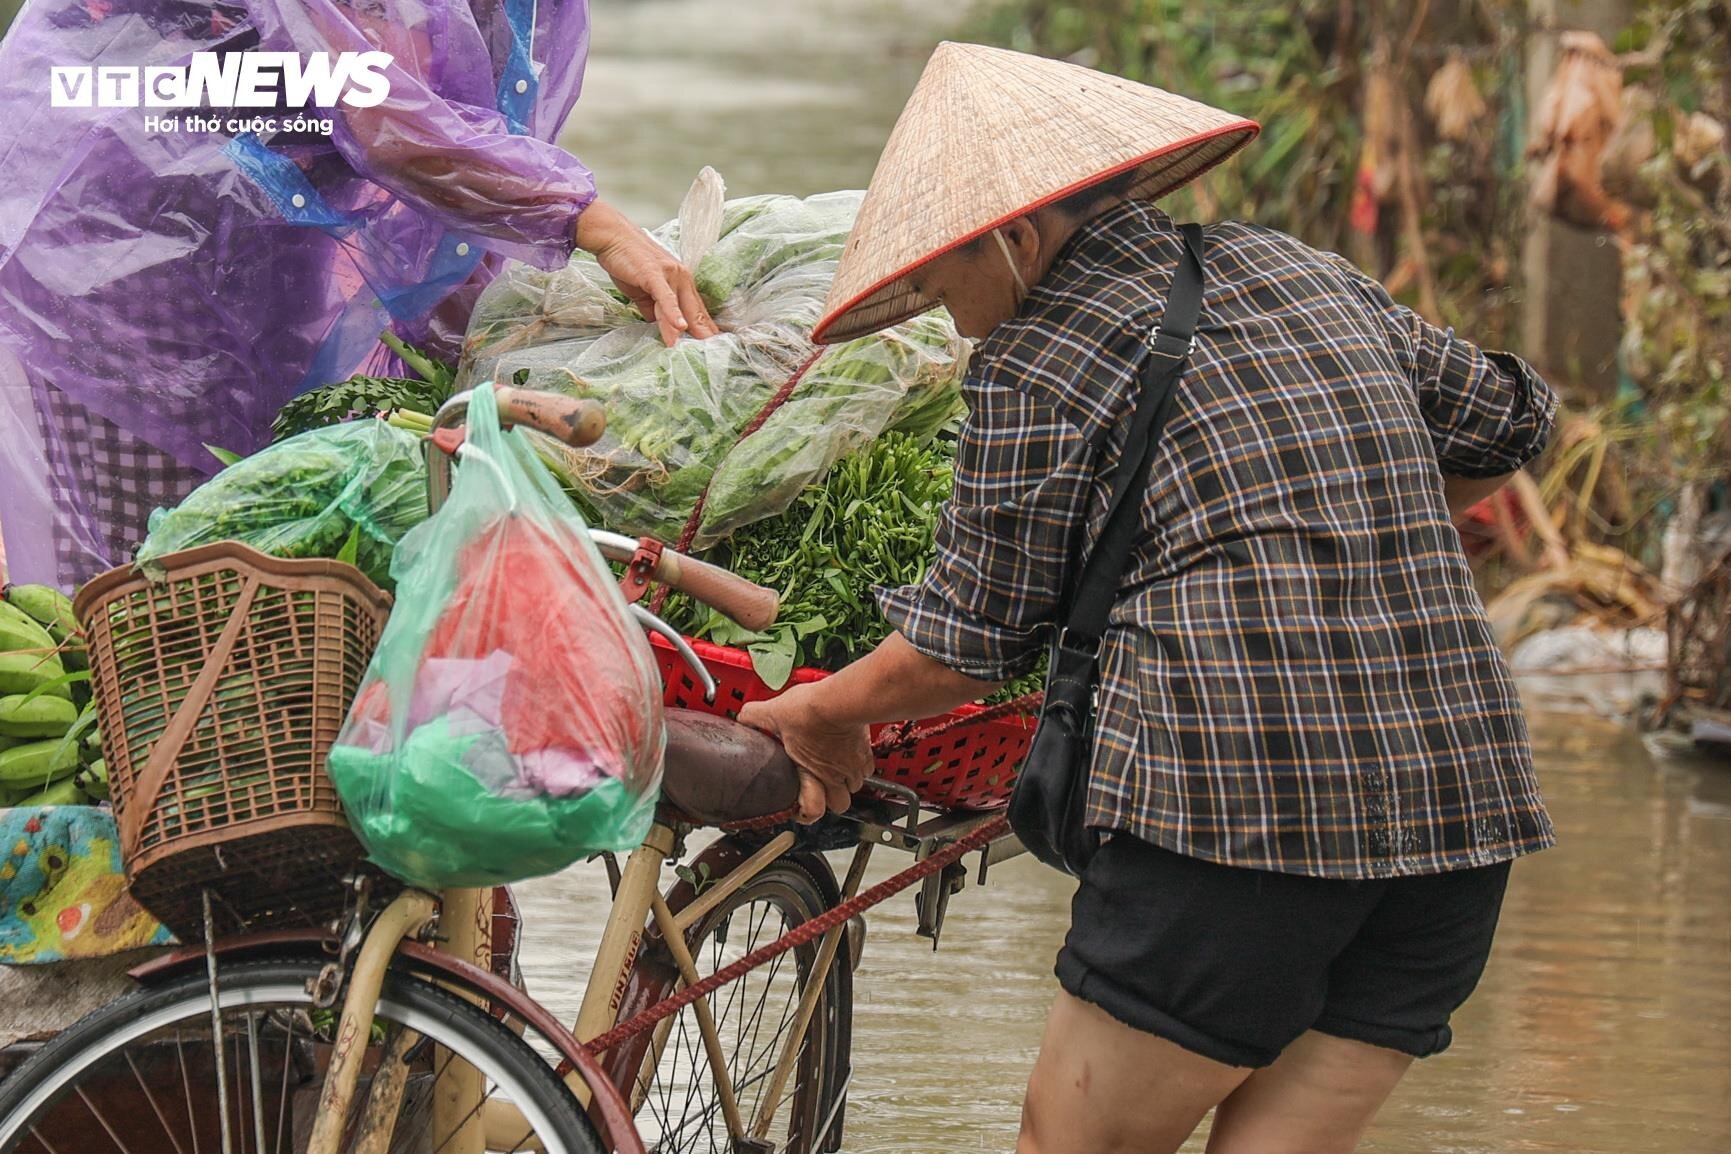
left=991, top=227, right=1030, bottom=300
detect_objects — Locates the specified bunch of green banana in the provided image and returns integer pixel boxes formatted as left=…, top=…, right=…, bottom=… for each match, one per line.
left=0, top=584, right=106, bottom=808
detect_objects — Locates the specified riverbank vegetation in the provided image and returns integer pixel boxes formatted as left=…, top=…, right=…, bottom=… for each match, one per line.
left=982, top=0, right=1729, bottom=711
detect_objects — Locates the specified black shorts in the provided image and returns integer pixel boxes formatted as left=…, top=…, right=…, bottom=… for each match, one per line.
left=1056, top=834, right=1511, bottom=1069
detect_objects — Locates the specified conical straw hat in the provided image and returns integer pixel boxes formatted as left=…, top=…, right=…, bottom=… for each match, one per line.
left=813, top=42, right=1259, bottom=344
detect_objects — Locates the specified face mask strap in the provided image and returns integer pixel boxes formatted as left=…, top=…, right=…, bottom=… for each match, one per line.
left=991, top=227, right=1030, bottom=298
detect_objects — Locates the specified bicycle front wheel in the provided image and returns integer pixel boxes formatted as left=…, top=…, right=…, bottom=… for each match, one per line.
left=0, top=955, right=604, bottom=1154
left=615, top=853, right=851, bottom=1154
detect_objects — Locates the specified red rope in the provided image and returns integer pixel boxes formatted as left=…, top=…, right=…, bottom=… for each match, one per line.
left=574, top=695, right=1042, bottom=1055
left=892, top=693, right=1045, bottom=744
left=648, top=347, right=828, bottom=614
left=580, top=813, right=1008, bottom=1056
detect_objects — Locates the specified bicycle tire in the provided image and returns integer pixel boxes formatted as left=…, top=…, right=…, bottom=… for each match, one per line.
left=0, top=955, right=606, bottom=1154
left=613, top=852, right=851, bottom=1154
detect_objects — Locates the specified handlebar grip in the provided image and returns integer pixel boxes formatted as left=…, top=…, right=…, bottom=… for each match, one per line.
left=657, top=551, right=781, bottom=633
left=493, top=386, right=606, bottom=449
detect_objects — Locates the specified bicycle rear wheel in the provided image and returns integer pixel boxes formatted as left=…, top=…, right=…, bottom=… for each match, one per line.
left=613, top=853, right=851, bottom=1154
left=0, top=956, right=604, bottom=1154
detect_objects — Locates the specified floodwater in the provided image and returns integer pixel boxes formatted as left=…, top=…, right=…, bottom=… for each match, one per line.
left=516, top=3, right=1731, bottom=1150
left=519, top=711, right=1731, bottom=1154
left=558, top=0, right=964, bottom=225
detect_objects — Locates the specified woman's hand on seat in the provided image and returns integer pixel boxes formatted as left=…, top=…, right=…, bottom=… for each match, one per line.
left=738, top=686, right=870, bottom=822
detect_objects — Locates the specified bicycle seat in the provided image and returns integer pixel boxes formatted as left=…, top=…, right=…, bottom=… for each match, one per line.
left=660, top=709, right=801, bottom=825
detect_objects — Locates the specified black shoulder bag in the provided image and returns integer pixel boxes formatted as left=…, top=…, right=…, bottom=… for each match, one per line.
left=1008, top=222, right=1205, bottom=876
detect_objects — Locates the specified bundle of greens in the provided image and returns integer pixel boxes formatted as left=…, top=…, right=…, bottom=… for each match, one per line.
left=136, top=420, right=427, bottom=589
left=272, top=335, right=457, bottom=442
left=699, top=314, right=967, bottom=541
left=660, top=432, right=954, bottom=688
left=660, top=432, right=1047, bottom=706
left=458, top=184, right=969, bottom=547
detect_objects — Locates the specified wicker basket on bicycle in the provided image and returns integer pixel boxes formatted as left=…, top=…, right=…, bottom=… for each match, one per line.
left=74, top=541, right=392, bottom=939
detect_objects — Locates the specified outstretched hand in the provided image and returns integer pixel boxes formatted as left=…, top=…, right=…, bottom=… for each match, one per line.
left=574, top=199, right=719, bottom=347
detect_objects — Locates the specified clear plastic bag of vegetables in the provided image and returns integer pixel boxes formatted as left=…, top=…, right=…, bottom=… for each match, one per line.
left=326, top=385, right=664, bottom=889
left=135, top=420, right=426, bottom=590
left=459, top=171, right=968, bottom=547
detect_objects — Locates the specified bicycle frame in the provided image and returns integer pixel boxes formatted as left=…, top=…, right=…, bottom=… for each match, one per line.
left=250, top=814, right=861, bottom=1154
left=223, top=392, right=1009, bottom=1151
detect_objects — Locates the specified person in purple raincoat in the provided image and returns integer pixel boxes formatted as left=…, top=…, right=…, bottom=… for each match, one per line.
left=0, top=0, right=716, bottom=588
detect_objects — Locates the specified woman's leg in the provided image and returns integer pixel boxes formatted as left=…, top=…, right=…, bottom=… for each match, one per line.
left=1204, top=1031, right=1412, bottom=1154
left=1018, top=991, right=1250, bottom=1154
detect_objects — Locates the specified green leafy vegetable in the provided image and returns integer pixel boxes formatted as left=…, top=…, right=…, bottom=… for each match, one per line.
left=662, top=433, right=955, bottom=688
left=459, top=191, right=968, bottom=547
left=273, top=334, right=456, bottom=442
left=138, top=420, right=428, bottom=589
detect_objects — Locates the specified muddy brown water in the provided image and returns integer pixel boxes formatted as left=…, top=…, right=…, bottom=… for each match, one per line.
left=520, top=3, right=1731, bottom=1149
left=518, top=711, right=1731, bottom=1153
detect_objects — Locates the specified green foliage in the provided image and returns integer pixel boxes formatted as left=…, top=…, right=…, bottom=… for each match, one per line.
left=976, top=1, right=1529, bottom=340
left=662, top=433, right=956, bottom=689
left=979, top=2, right=1357, bottom=243
left=1611, top=0, right=1731, bottom=511
left=273, top=333, right=456, bottom=442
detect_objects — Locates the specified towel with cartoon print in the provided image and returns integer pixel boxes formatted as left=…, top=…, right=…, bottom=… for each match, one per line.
left=0, top=806, right=172, bottom=964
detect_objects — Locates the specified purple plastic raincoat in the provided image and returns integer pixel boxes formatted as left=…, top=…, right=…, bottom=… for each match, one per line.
left=0, top=0, right=597, bottom=587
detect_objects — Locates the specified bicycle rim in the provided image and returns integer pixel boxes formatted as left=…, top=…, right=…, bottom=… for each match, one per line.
left=0, top=957, right=602, bottom=1154
left=628, top=860, right=846, bottom=1154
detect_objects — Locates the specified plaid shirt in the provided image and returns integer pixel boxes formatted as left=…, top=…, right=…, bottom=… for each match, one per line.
left=879, top=200, right=1558, bottom=879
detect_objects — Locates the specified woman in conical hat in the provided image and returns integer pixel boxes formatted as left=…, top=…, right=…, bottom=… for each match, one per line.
left=743, top=42, right=1558, bottom=1153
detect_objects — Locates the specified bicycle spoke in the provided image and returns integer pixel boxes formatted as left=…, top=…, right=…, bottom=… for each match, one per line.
left=673, top=1012, right=703, bottom=1146
left=76, top=1084, right=135, bottom=1153
left=736, top=984, right=799, bottom=1114
left=636, top=875, right=838, bottom=1154
left=734, top=993, right=807, bottom=1131
left=273, top=1011, right=298, bottom=1154
left=428, top=1060, right=504, bottom=1154
left=2, top=966, right=586, bottom=1154
left=245, top=1012, right=267, bottom=1154
left=726, top=904, right=775, bottom=1077
left=229, top=1019, right=248, bottom=1154
left=178, top=1027, right=202, bottom=1154
left=736, top=949, right=791, bottom=1082
left=126, top=1049, right=189, bottom=1154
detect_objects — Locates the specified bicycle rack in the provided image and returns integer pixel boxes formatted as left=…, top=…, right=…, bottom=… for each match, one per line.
left=847, top=791, right=1025, bottom=947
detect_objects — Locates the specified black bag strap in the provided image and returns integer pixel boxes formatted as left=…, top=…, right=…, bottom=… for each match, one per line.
left=1061, top=222, right=1204, bottom=653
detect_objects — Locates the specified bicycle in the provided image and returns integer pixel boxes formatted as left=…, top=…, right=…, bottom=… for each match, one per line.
left=0, top=388, right=1026, bottom=1154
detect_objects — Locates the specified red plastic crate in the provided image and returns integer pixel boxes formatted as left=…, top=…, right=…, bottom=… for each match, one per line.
left=650, top=635, right=1034, bottom=811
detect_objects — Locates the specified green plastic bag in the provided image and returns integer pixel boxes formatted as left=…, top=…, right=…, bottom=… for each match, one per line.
left=327, top=386, right=664, bottom=888
left=136, top=420, right=426, bottom=589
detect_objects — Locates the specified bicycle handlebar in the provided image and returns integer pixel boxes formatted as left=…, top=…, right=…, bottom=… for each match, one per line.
left=425, top=390, right=779, bottom=634
left=492, top=386, right=607, bottom=448
left=590, top=531, right=780, bottom=633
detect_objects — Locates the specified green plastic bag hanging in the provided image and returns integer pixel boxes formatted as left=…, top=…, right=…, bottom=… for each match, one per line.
left=327, top=386, right=664, bottom=888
